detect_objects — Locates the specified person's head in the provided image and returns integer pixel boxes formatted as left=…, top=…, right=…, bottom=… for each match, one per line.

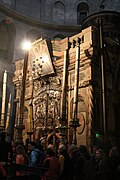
left=46, top=148, right=55, bottom=157
left=61, top=148, right=69, bottom=158
left=109, top=146, right=119, bottom=158
left=28, top=141, right=36, bottom=152
left=16, top=144, right=26, bottom=156
left=95, top=149, right=105, bottom=159
left=79, top=145, right=90, bottom=159
left=68, top=144, right=77, bottom=155
left=58, top=144, right=66, bottom=155
left=92, top=146, right=99, bottom=154
left=47, top=144, right=54, bottom=150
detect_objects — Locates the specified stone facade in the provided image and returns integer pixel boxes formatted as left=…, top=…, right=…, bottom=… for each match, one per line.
left=0, top=1, right=120, bottom=148
left=13, top=10, right=120, bottom=149
left=13, top=26, right=93, bottom=147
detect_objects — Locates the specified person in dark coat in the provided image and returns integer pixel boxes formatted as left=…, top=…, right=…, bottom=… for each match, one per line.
left=79, top=145, right=95, bottom=180
left=0, top=132, right=12, bottom=164
left=68, top=144, right=85, bottom=180
left=0, top=132, right=12, bottom=179
left=109, top=146, right=120, bottom=180
left=93, top=148, right=111, bottom=180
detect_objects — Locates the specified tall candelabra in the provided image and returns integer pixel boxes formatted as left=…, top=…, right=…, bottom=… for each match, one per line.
left=16, top=41, right=31, bottom=144
left=69, top=38, right=81, bottom=145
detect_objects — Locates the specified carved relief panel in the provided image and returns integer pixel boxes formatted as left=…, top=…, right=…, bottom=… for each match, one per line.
left=33, top=76, right=61, bottom=130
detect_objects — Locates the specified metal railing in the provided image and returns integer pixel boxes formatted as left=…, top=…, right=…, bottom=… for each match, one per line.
left=6, top=163, right=58, bottom=180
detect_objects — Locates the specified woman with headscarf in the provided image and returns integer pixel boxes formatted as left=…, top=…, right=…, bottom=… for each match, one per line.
left=15, top=144, right=28, bottom=180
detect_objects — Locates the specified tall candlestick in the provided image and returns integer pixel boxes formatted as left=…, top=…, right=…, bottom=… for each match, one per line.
left=0, top=70, right=7, bottom=130
left=5, top=93, right=11, bottom=132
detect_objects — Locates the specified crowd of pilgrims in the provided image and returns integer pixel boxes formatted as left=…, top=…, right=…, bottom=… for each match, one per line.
left=0, top=132, right=120, bottom=180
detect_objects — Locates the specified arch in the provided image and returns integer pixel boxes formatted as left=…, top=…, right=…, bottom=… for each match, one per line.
left=70, top=95, right=86, bottom=133
left=53, top=1, right=65, bottom=24
left=51, top=0, right=67, bottom=8
left=77, top=2, right=89, bottom=25
left=0, top=22, right=9, bottom=60
left=0, top=18, right=16, bottom=63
